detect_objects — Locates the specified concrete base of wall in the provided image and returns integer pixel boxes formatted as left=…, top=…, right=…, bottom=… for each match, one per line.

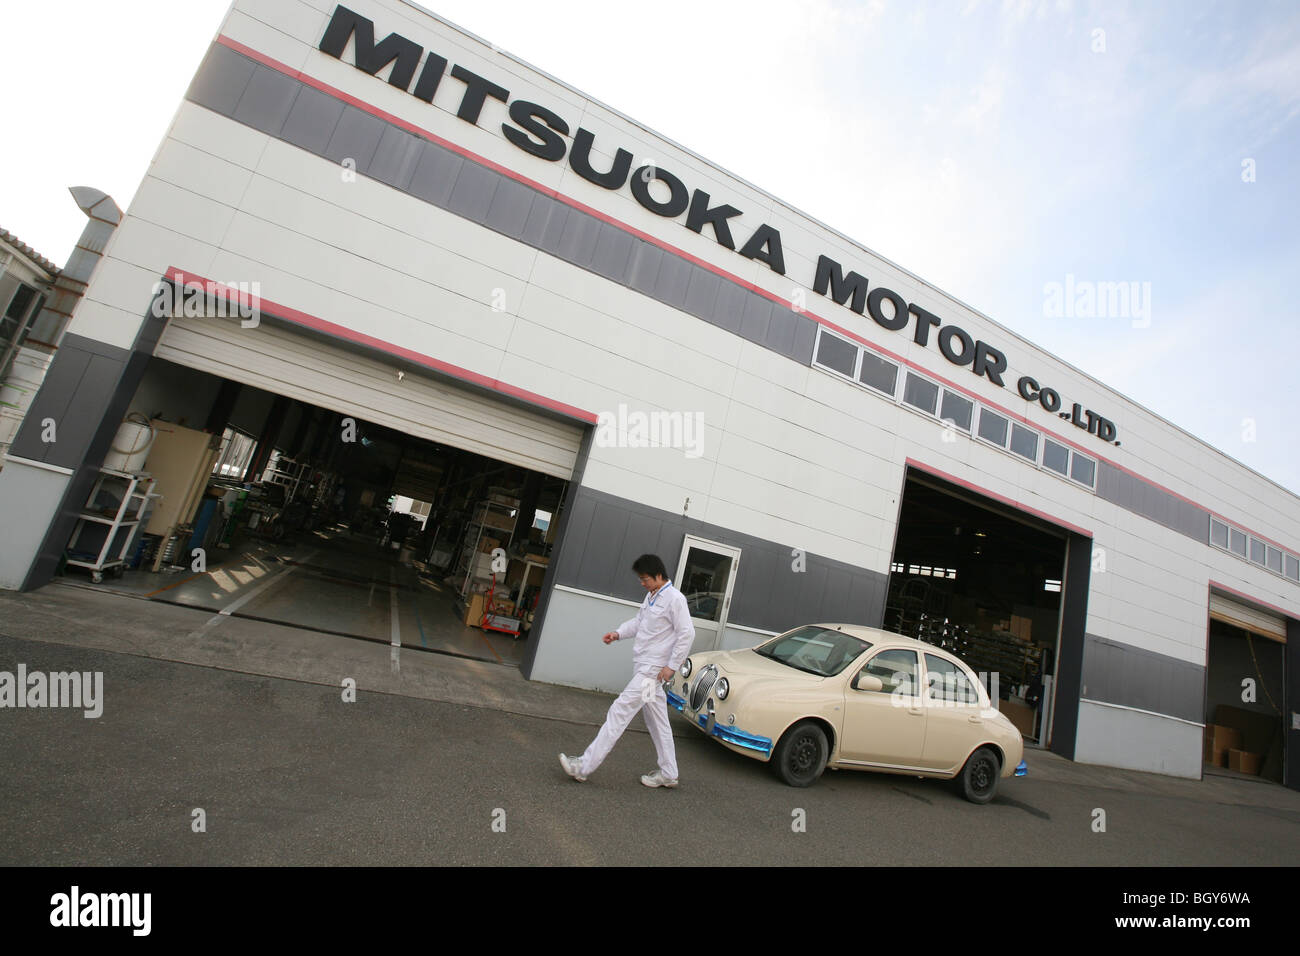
left=1074, top=698, right=1202, bottom=779
left=0, top=458, right=69, bottom=590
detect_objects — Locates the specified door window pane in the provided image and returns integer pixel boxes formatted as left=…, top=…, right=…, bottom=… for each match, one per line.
left=924, top=654, right=981, bottom=705
left=679, top=546, right=733, bottom=622
left=858, top=649, right=919, bottom=696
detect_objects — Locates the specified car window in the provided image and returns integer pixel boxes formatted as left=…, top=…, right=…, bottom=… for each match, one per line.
left=755, top=626, right=870, bottom=676
left=857, top=649, right=918, bottom=696
left=924, top=654, right=981, bottom=706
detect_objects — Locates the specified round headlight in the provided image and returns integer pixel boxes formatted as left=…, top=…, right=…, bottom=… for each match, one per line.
left=681, top=658, right=693, bottom=678
left=716, top=677, right=729, bottom=700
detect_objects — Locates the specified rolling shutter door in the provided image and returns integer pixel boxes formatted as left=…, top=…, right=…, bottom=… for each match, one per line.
left=155, top=314, right=583, bottom=480
left=1209, top=591, right=1287, bottom=642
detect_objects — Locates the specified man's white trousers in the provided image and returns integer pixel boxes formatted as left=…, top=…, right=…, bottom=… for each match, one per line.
left=579, top=665, right=678, bottom=779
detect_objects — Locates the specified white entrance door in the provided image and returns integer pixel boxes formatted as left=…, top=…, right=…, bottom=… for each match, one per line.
left=674, top=536, right=741, bottom=653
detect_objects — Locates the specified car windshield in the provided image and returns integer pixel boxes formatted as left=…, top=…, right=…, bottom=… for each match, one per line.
left=755, top=626, right=871, bottom=676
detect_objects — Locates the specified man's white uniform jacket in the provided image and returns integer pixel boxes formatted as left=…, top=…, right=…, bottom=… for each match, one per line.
left=615, top=580, right=695, bottom=672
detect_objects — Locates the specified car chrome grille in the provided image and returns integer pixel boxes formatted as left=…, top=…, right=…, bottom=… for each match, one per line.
left=690, top=664, right=718, bottom=711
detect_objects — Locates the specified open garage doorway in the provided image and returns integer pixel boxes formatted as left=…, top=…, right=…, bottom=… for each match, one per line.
left=885, top=468, right=1070, bottom=747
left=58, top=349, right=579, bottom=670
left=1203, top=591, right=1287, bottom=785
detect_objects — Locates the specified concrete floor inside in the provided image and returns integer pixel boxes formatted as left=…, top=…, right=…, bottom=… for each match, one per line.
left=60, top=522, right=528, bottom=667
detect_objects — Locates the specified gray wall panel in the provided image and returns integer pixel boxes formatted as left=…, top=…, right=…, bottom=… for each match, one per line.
left=626, top=242, right=663, bottom=295
left=279, top=85, right=346, bottom=154
left=791, top=314, right=818, bottom=364
left=445, top=161, right=500, bottom=222
left=590, top=223, right=636, bottom=282
left=407, top=142, right=463, bottom=206
left=651, top=255, right=691, bottom=310
left=323, top=105, right=387, bottom=171
left=555, top=208, right=602, bottom=267
left=368, top=125, right=424, bottom=191
left=483, top=176, right=536, bottom=237
left=551, top=485, right=888, bottom=633
left=231, top=65, right=300, bottom=136
left=764, top=303, right=798, bottom=358
left=185, top=43, right=256, bottom=117
left=711, top=281, right=747, bottom=334
left=739, top=294, right=773, bottom=344
left=520, top=194, right=568, bottom=249
left=1080, top=632, right=1204, bottom=724
left=683, top=267, right=720, bottom=320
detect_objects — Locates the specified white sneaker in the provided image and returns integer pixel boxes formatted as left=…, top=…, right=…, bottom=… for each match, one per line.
left=559, top=753, right=587, bottom=782
left=640, top=770, right=679, bottom=788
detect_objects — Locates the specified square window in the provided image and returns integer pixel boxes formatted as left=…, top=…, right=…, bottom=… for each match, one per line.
left=815, top=331, right=857, bottom=376
left=1230, top=528, right=1247, bottom=557
left=1210, top=519, right=1229, bottom=549
left=1010, top=424, right=1038, bottom=462
left=1249, top=538, right=1266, bottom=565
left=977, top=407, right=1008, bottom=447
left=858, top=351, right=898, bottom=395
left=939, top=390, right=973, bottom=430
left=1070, top=453, right=1096, bottom=487
left=1267, top=546, right=1283, bottom=573
left=902, top=373, right=940, bottom=415
left=1043, top=439, right=1069, bottom=475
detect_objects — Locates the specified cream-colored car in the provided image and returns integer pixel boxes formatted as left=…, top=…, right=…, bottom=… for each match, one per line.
left=667, top=623, right=1027, bottom=802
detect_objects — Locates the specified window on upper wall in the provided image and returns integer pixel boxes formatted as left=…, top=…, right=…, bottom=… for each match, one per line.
left=1287, top=555, right=1300, bottom=582
left=858, top=350, right=898, bottom=396
left=1249, top=538, right=1266, bottom=565
left=1009, top=423, right=1038, bottom=462
left=1267, top=546, right=1283, bottom=574
left=1070, top=452, right=1096, bottom=488
left=814, top=329, right=857, bottom=377
left=1210, top=518, right=1229, bottom=549
left=1230, top=528, right=1248, bottom=557
left=1043, top=439, right=1069, bottom=476
left=939, top=389, right=973, bottom=431
left=977, top=407, right=1009, bottom=447
left=902, top=373, right=939, bottom=415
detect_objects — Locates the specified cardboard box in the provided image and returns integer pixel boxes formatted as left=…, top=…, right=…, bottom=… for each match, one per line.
left=1010, top=615, right=1032, bottom=641
left=1228, top=749, right=1262, bottom=775
left=1000, top=698, right=1036, bottom=737
left=1204, top=725, right=1243, bottom=767
left=463, top=593, right=485, bottom=627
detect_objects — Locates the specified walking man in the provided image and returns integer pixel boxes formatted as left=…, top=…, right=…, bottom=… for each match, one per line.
left=559, top=554, right=695, bottom=787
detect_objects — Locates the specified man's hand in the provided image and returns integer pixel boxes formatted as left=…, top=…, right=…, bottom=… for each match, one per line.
left=657, top=666, right=674, bottom=682
left=602, top=631, right=619, bottom=644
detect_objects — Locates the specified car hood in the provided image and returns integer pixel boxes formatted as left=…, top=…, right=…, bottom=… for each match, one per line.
left=707, top=648, right=829, bottom=683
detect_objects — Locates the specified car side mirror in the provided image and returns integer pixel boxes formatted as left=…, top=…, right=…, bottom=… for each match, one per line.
left=853, top=673, right=884, bottom=692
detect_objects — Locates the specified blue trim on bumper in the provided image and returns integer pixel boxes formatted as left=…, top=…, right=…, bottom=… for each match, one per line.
left=665, top=689, right=772, bottom=756
left=1014, top=760, right=1028, bottom=776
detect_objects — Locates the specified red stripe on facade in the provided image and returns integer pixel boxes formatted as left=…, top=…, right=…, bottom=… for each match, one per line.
left=162, top=266, right=598, bottom=424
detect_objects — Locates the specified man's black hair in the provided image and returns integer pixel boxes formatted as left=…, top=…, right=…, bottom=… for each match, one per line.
left=632, top=553, right=668, bottom=579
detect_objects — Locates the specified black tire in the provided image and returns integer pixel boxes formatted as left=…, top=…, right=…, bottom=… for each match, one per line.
left=958, top=746, right=1001, bottom=804
left=771, top=720, right=829, bottom=787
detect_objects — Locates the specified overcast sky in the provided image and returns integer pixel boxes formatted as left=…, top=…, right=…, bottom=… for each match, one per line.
left=4, top=0, right=1298, bottom=494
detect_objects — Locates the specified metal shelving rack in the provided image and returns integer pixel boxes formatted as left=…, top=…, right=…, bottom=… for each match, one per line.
left=455, top=499, right=517, bottom=601
left=65, top=467, right=156, bottom=583
left=264, top=454, right=308, bottom=503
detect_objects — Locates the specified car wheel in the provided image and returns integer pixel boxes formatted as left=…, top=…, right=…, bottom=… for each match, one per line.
left=959, top=746, right=1001, bottom=804
left=771, top=721, right=829, bottom=788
